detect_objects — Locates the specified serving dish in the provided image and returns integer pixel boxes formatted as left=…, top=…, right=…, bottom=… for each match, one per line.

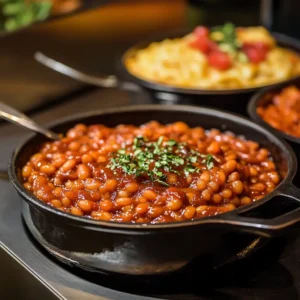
left=8, top=105, right=300, bottom=275
left=248, top=79, right=300, bottom=162
left=36, top=29, right=300, bottom=112
left=123, top=26, right=300, bottom=90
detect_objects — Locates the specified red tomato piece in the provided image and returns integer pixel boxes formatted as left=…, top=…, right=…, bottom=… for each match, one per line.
left=208, top=40, right=219, bottom=52
left=194, top=26, right=209, bottom=38
left=208, top=51, right=232, bottom=70
left=243, top=47, right=266, bottom=63
left=253, top=42, right=270, bottom=52
left=189, top=37, right=219, bottom=54
left=242, top=42, right=270, bottom=63
left=189, top=37, right=211, bottom=54
left=244, top=42, right=270, bottom=52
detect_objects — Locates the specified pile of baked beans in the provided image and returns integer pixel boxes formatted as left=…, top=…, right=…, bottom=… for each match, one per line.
left=22, top=121, right=281, bottom=223
left=257, top=86, right=300, bottom=138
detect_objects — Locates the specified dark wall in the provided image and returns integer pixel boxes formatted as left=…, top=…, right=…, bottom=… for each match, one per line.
left=188, top=0, right=300, bottom=39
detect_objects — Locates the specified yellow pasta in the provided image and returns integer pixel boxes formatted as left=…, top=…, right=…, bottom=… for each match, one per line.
left=125, top=27, right=300, bottom=90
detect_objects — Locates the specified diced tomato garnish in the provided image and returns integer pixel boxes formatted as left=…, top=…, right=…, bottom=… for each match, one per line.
left=189, top=36, right=219, bottom=54
left=194, top=26, right=209, bottom=38
left=208, top=51, right=232, bottom=70
left=208, top=40, right=219, bottom=52
left=242, top=42, right=270, bottom=63
left=244, top=47, right=266, bottom=63
left=189, top=37, right=211, bottom=54
left=252, top=42, right=270, bottom=52
left=243, top=46, right=266, bottom=63
left=189, top=26, right=220, bottom=55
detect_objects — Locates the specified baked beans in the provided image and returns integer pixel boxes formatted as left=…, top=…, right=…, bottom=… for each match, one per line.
left=257, top=86, right=300, bottom=138
left=22, top=121, right=281, bottom=223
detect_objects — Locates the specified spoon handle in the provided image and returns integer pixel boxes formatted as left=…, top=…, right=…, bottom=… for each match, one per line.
left=34, top=52, right=141, bottom=92
left=35, top=52, right=119, bottom=88
left=0, top=102, right=60, bottom=140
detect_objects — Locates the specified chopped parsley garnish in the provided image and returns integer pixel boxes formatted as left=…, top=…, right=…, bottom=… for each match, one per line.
left=211, top=23, right=240, bottom=52
left=204, top=154, right=214, bottom=170
left=107, top=136, right=216, bottom=186
left=210, top=22, right=248, bottom=63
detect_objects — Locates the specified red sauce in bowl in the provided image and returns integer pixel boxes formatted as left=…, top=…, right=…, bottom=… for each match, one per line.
left=257, top=86, right=300, bottom=138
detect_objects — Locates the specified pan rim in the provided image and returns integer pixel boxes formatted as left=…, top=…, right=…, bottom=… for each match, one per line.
left=8, top=104, right=298, bottom=231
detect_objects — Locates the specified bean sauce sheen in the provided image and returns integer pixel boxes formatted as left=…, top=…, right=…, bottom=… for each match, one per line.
left=257, top=86, right=300, bottom=138
left=22, top=121, right=281, bottom=224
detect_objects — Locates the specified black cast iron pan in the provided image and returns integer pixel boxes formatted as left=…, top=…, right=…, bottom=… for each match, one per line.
left=8, top=105, right=300, bottom=276
left=35, top=30, right=300, bottom=112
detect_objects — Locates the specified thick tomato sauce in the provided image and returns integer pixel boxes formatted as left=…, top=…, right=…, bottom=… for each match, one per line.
left=22, top=121, right=281, bottom=223
left=257, top=86, right=300, bottom=138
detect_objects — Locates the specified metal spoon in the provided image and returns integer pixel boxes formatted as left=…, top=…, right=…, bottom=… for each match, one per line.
left=0, top=102, right=60, bottom=140
left=34, top=52, right=140, bottom=92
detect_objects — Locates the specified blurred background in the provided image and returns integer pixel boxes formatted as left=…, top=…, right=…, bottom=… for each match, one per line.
left=1, top=0, right=300, bottom=111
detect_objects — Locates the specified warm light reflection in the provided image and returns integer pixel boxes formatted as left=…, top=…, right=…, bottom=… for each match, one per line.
left=41, top=0, right=186, bottom=41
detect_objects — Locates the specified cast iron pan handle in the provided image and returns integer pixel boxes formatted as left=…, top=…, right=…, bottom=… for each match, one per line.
left=34, top=52, right=141, bottom=92
left=218, top=183, right=300, bottom=237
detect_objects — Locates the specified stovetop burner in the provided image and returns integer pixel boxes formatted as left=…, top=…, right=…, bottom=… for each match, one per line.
left=1, top=87, right=300, bottom=300
left=24, top=219, right=297, bottom=300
